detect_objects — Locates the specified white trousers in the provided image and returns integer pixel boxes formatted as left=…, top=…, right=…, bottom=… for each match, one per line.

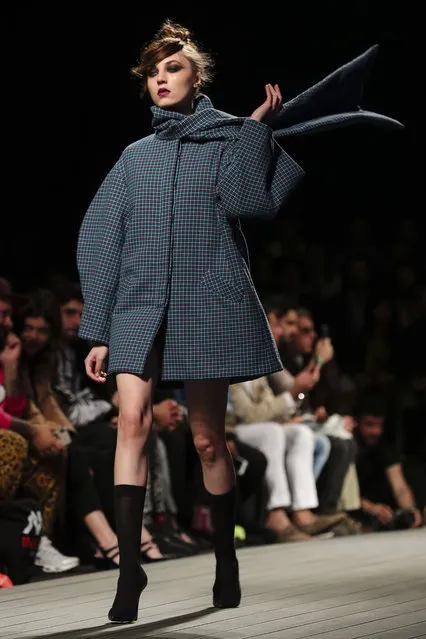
left=235, top=422, right=318, bottom=511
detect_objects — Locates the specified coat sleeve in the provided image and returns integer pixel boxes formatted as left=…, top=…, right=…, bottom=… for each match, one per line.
left=217, top=118, right=305, bottom=220
left=77, top=157, right=129, bottom=345
left=229, top=382, right=295, bottom=424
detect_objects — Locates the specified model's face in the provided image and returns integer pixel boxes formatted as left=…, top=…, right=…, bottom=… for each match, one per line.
left=147, top=52, right=199, bottom=114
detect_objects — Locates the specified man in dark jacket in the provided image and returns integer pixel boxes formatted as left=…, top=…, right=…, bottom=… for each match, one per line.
left=279, top=307, right=358, bottom=516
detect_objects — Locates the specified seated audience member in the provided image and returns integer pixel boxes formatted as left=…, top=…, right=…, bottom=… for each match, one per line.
left=47, top=280, right=205, bottom=558
left=229, top=375, right=346, bottom=541
left=46, top=278, right=117, bottom=450
left=279, top=307, right=360, bottom=518
left=49, top=276, right=202, bottom=548
left=15, top=287, right=171, bottom=566
left=262, top=294, right=332, bottom=481
left=353, top=397, right=425, bottom=531
left=0, top=279, right=79, bottom=574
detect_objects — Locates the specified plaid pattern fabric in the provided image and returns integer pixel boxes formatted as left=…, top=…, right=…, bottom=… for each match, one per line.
left=270, top=45, right=403, bottom=137
left=77, top=95, right=304, bottom=382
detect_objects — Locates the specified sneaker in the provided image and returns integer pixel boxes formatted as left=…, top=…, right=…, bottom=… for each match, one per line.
left=35, top=536, right=80, bottom=573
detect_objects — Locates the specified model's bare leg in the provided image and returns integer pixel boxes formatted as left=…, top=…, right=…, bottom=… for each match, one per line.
left=109, top=348, right=159, bottom=624
left=185, top=378, right=240, bottom=608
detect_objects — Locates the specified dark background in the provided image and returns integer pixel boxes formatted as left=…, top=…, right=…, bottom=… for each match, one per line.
left=2, top=2, right=422, bottom=290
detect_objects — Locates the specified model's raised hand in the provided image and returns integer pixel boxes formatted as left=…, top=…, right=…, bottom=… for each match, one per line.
left=250, top=84, right=283, bottom=122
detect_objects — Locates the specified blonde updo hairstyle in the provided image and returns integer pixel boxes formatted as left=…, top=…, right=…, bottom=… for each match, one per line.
left=131, top=20, right=214, bottom=97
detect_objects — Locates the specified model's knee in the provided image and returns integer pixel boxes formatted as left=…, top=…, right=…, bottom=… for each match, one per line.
left=118, top=407, right=152, bottom=441
left=193, top=432, right=223, bottom=465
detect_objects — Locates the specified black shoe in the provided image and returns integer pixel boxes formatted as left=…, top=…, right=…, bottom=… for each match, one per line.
left=108, top=565, right=148, bottom=624
left=153, top=532, right=197, bottom=558
left=93, top=545, right=120, bottom=570
left=149, top=519, right=200, bottom=557
left=140, top=539, right=176, bottom=563
left=244, top=525, right=278, bottom=546
left=213, top=557, right=241, bottom=608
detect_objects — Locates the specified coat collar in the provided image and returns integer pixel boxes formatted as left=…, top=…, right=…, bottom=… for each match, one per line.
left=151, top=94, right=245, bottom=141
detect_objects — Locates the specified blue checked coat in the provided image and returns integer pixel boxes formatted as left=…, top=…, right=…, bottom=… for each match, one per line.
left=77, top=45, right=402, bottom=383
left=77, top=95, right=304, bottom=382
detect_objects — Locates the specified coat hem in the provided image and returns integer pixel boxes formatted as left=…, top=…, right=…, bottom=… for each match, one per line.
left=107, top=364, right=284, bottom=386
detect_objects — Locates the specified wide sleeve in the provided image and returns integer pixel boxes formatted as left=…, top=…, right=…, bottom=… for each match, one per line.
left=217, top=118, right=304, bottom=220
left=77, top=156, right=129, bottom=345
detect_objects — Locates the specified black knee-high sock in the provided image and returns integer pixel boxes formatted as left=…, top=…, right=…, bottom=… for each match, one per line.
left=209, top=486, right=237, bottom=560
left=208, top=486, right=241, bottom=608
left=109, top=485, right=147, bottom=622
left=115, top=484, right=145, bottom=572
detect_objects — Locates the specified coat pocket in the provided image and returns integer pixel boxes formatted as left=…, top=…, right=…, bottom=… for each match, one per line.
left=200, top=270, right=245, bottom=304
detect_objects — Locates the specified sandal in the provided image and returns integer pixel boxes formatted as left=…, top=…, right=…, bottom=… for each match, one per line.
left=140, top=539, right=174, bottom=563
left=156, top=517, right=200, bottom=555
left=93, top=545, right=120, bottom=570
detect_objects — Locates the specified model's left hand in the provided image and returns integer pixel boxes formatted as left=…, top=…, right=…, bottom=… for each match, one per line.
left=84, top=345, right=109, bottom=383
left=250, top=84, right=283, bottom=122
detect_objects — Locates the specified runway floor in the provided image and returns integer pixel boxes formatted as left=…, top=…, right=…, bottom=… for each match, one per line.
left=2, top=528, right=426, bottom=639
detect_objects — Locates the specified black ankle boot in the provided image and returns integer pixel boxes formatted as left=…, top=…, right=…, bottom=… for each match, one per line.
left=108, top=485, right=147, bottom=623
left=108, top=564, right=148, bottom=623
left=213, top=556, right=241, bottom=608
